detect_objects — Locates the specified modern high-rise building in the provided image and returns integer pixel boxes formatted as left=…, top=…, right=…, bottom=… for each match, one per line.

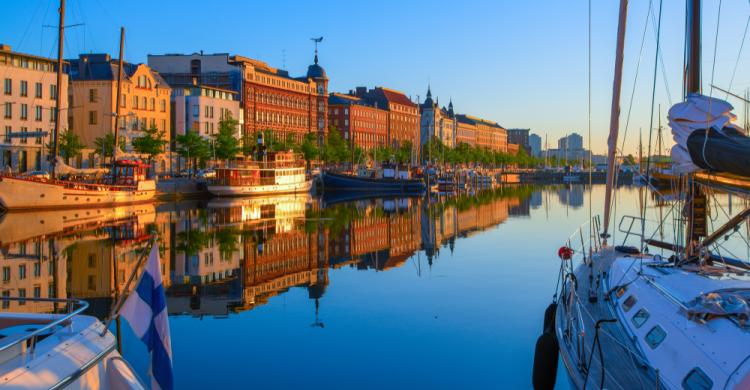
left=529, top=133, right=542, bottom=157
left=0, top=44, right=68, bottom=172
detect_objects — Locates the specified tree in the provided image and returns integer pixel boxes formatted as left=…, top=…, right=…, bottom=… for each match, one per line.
left=93, top=133, right=127, bottom=165
left=132, top=126, right=168, bottom=164
left=395, top=141, right=413, bottom=164
left=213, top=114, right=241, bottom=161
left=175, top=131, right=210, bottom=174
left=322, top=127, right=350, bottom=163
left=299, top=133, right=319, bottom=166
left=58, top=129, right=85, bottom=164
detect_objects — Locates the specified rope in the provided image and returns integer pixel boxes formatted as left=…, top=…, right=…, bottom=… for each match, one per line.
left=588, top=0, right=594, bottom=253
left=642, top=0, right=664, bottom=251
left=701, top=0, right=724, bottom=172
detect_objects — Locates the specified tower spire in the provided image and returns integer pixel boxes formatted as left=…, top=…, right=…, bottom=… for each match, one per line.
left=311, top=36, right=323, bottom=64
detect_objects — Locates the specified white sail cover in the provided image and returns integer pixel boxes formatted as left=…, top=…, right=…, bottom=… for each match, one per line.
left=669, top=93, right=744, bottom=174
left=53, top=156, right=108, bottom=176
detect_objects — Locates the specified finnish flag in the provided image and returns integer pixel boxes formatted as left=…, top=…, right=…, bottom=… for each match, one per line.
left=120, top=243, right=173, bottom=390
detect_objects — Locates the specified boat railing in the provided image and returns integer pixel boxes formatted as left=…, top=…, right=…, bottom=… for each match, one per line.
left=0, top=174, right=139, bottom=191
left=0, top=296, right=89, bottom=356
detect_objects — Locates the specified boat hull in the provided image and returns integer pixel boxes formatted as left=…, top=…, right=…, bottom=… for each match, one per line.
left=322, top=171, right=426, bottom=193
left=207, top=179, right=312, bottom=197
left=0, top=176, right=155, bottom=210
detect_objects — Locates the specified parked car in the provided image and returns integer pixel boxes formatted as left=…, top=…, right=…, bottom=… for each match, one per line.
left=197, top=168, right=216, bottom=179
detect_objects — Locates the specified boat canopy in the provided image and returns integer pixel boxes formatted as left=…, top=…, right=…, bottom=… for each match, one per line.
left=53, top=156, right=108, bottom=176
left=669, top=93, right=750, bottom=177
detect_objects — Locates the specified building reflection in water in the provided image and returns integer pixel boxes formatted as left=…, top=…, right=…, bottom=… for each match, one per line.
left=0, top=186, right=540, bottom=319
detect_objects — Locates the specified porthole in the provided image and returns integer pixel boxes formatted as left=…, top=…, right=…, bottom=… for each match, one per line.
left=616, top=286, right=627, bottom=298
left=632, top=308, right=649, bottom=328
left=682, top=367, right=712, bottom=390
left=645, top=325, right=666, bottom=349
left=623, top=295, right=637, bottom=312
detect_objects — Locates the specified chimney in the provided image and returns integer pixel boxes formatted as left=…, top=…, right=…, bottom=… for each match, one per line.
left=355, top=86, right=367, bottom=98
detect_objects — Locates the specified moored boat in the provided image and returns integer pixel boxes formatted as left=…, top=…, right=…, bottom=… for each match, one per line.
left=207, top=151, right=312, bottom=197
left=321, top=167, right=426, bottom=194
left=0, top=160, right=155, bottom=210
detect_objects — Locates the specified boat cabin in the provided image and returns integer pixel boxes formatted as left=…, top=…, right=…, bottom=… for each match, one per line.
left=114, top=160, right=148, bottom=186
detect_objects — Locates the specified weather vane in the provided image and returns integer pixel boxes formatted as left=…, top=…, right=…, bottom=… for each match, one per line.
left=311, top=36, right=323, bottom=64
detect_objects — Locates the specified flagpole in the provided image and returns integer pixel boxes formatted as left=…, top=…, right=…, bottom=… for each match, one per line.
left=100, top=237, right=157, bottom=337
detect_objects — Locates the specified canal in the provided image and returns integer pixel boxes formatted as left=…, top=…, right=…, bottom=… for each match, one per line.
left=0, top=185, right=691, bottom=388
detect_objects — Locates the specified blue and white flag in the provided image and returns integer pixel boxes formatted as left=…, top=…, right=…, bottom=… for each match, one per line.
left=120, top=242, right=173, bottom=390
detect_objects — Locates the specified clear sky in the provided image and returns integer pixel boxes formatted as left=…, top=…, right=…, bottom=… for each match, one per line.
left=2, top=0, right=750, bottom=154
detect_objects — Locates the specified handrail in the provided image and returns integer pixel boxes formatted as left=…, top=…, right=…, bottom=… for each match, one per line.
left=0, top=174, right=139, bottom=191
left=0, top=296, right=89, bottom=355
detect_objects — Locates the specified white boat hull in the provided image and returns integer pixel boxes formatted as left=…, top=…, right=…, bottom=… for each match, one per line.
left=207, top=179, right=312, bottom=197
left=0, top=176, right=155, bottom=210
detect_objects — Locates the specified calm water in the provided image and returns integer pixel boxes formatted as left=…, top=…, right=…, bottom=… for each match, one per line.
left=3, top=184, right=743, bottom=389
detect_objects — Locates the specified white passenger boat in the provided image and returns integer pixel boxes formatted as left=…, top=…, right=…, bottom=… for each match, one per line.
left=0, top=297, right=144, bottom=389
left=0, top=160, right=156, bottom=210
left=207, top=151, right=312, bottom=197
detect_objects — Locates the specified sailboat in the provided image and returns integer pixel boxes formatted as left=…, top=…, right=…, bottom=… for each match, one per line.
left=533, top=1, right=750, bottom=389
left=0, top=18, right=155, bottom=210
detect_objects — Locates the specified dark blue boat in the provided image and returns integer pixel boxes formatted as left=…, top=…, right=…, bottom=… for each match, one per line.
left=321, top=171, right=426, bottom=194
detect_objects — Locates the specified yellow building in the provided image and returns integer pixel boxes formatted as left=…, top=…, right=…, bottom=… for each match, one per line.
left=68, top=54, right=171, bottom=170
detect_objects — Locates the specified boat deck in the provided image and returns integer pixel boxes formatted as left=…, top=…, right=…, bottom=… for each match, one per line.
left=556, top=247, right=660, bottom=389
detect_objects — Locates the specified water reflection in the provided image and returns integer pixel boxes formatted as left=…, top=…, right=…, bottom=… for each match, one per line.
left=0, top=186, right=583, bottom=319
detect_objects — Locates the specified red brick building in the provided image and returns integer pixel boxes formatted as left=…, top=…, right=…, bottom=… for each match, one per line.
left=352, top=87, right=420, bottom=149
left=236, top=55, right=328, bottom=144
left=328, top=93, right=388, bottom=150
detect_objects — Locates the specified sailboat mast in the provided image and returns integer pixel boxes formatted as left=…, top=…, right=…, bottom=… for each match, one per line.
left=51, top=0, right=66, bottom=177
left=113, top=27, right=125, bottom=161
left=657, top=104, right=662, bottom=156
left=602, top=0, right=629, bottom=241
left=686, top=0, right=706, bottom=251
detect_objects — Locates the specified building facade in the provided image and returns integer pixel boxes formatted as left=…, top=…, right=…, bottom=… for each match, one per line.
left=0, top=44, right=68, bottom=172
left=238, top=54, right=328, bottom=145
left=420, top=86, right=455, bottom=148
left=558, top=133, right=583, bottom=150
left=353, top=86, right=419, bottom=149
left=507, top=128, right=530, bottom=154
left=68, top=54, right=171, bottom=170
left=171, top=85, right=242, bottom=141
left=455, top=114, right=507, bottom=152
left=328, top=93, right=388, bottom=150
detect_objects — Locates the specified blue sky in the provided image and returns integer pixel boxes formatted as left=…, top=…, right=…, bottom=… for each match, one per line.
left=2, top=0, right=750, bottom=154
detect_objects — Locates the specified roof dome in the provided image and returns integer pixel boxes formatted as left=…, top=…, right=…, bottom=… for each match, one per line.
left=307, top=53, right=327, bottom=79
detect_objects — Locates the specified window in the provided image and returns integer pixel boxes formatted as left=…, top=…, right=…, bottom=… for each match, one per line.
left=1, top=291, right=8, bottom=309
left=20, top=80, right=27, bottom=97
left=622, top=295, right=636, bottom=312
left=4, top=102, right=11, bottom=119
left=645, top=325, right=666, bottom=349
left=121, top=94, right=126, bottom=108
left=18, top=288, right=25, bottom=305
left=141, top=97, right=147, bottom=109
left=35, top=105, right=42, bottom=121
left=149, top=97, right=155, bottom=111
left=20, top=127, right=27, bottom=144
left=49, top=84, right=57, bottom=100
left=18, top=264, right=26, bottom=280
left=33, top=286, right=41, bottom=298
left=50, top=107, right=56, bottom=122
left=4, top=78, right=11, bottom=95
left=205, top=106, right=210, bottom=118
left=89, top=111, right=97, bottom=125
left=3, top=126, right=10, bottom=143
left=160, top=99, right=166, bottom=112
left=192, top=105, right=199, bottom=117
left=35, top=128, right=42, bottom=144
left=2, top=266, right=9, bottom=281
left=89, top=88, right=97, bottom=102
left=615, top=286, right=627, bottom=298
left=632, top=308, right=649, bottom=328
left=682, top=367, right=712, bottom=390
left=204, top=121, right=209, bottom=134
left=35, top=82, right=42, bottom=98
left=133, top=95, right=138, bottom=109
left=20, top=104, right=27, bottom=120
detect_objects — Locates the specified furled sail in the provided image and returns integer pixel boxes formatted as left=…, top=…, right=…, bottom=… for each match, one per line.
left=669, top=93, right=750, bottom=176
left=53, top=156, right=108, bottom=176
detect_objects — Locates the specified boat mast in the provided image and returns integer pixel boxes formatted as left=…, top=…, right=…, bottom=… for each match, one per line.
left=51, top=0, right=66, bottom=178
left=601, top=0, right=629, bottom=242
left=686, top=0, right=707, bottom=252
left=113, top=27, right=125, bottom=166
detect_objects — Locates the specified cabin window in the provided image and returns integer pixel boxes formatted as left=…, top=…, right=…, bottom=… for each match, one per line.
left=645, top=325, right=666, bottom=349
left=615, top=286, right=627, bottom=298
left=622, top=295, right=636, bottom=312
left=632, top=308, right=649, bottom=328
left=682, top=367, right=712, bottom=390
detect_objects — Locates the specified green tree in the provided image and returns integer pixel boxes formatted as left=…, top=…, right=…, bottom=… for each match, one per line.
left=175, top=131, right=210, bottom=174
left=395, top=140, right=413, bottom=164
left=213, top=114, right=241, bottom=161
left=57, top=129, right=85, bottom=164
left=322, top=127, right=350, bottom=163
left=132, top=126, right=168, bottom=164
left=300, top=133, right=319, bottom=166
